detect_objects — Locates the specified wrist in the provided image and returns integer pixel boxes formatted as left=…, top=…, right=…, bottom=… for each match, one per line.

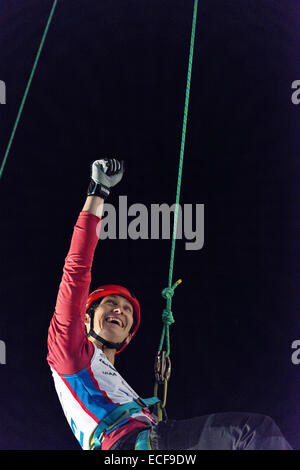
left=87, top=179, right=110, bottom=200
left=82, top=196, right=104, bottom=219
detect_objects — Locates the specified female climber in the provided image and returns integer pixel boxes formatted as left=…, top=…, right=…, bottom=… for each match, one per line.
left=47, top=158, right=292, bottom=450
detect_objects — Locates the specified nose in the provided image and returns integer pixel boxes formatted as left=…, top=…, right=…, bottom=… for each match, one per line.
left=113, top=307, right=122, bottom=314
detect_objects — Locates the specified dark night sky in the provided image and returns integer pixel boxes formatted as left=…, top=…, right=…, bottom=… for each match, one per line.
left=0, top=0, right=299, bottom=451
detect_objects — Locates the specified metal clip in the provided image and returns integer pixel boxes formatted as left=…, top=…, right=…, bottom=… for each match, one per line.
left=154, top=350, right=171, bottom=384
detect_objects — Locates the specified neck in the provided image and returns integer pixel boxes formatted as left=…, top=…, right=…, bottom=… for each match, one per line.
left=102, top=346, right=116, bottom=365
left=90, top=336, right=116, bottom=365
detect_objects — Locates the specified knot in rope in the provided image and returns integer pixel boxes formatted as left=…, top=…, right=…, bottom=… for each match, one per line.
left=161, top=280, right=182, bottom=303
left=162, top=287, right=175, bottom=302
left=161, top=280, right=182, bottom=327
left=158, top=279, right=182, bottom=355
left=162, top=308, right=175, bottom=327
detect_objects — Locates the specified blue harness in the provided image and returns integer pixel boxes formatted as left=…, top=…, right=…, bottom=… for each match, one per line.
left=90, top=396, right=160, bottom=450
left=134, top=428, right=152, bottom=450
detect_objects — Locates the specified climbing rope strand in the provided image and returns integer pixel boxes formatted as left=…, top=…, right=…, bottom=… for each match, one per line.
left=168, top=0, right=199, bottom=288
left=159, top=0, right=199, bottom=355
left=155, top=2, right=198, bottom=417
left=0, top=0, right=58, bottom=181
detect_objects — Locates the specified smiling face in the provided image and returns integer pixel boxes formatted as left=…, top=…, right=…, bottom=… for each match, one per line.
left=85, top=294, right=134, bottom=349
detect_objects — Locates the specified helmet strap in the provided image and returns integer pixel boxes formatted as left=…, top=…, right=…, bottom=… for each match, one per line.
left=87, top=329, right=127, bottom=351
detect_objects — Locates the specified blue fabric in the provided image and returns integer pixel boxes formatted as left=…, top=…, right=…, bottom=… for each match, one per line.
left=63, top=367, right=117, bottom=421
left=135, top=429, right=151, bottom=450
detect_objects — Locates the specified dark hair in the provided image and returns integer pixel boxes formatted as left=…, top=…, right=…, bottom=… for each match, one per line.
left=87, top=297, right=137, bottom=335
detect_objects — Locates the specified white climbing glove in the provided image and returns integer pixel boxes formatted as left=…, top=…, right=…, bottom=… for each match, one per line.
left=87, top=158, right=125, bottom=200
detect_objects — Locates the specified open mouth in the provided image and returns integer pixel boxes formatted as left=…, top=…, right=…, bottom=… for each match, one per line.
left=105, top=316, right=124, bottom=328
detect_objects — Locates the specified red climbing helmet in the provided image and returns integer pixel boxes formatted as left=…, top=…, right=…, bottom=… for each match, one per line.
left=86, top=284, right=141, bottom=353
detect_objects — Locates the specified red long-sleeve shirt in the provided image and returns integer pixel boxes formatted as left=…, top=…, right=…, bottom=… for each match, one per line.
left=47, top=212, right=156, bottom=450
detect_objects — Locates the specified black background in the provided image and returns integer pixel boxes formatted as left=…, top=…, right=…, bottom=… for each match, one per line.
left=0, top=0, right=299, bottom=450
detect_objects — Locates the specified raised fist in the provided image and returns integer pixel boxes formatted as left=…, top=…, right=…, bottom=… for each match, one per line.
left=87, top=158, right=125, bottom=200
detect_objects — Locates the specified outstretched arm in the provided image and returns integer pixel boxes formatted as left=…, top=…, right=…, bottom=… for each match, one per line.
left=47, top=209, right=100, bottom=375
left=47, top=159, right=124, bottom=375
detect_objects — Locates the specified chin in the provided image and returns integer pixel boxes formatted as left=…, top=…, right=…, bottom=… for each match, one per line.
left=98, top=330, right=124, bottom=343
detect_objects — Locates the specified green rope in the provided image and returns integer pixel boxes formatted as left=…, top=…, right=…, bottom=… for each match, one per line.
left=159, top=280, right=182, bottom=355
left=0, top=0, right=58, bottom=181
left=158, top=0, right=198, bottom=357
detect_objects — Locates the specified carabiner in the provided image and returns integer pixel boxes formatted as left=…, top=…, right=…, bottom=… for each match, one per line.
left=154, top=350, right=171, bottom=384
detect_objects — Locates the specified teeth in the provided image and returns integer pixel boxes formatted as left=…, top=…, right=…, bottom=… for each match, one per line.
left=105, top=317, right=123, bottom=327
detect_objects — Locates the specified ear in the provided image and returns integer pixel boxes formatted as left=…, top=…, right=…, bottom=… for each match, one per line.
left=85, top=314, right=91, bottom=333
